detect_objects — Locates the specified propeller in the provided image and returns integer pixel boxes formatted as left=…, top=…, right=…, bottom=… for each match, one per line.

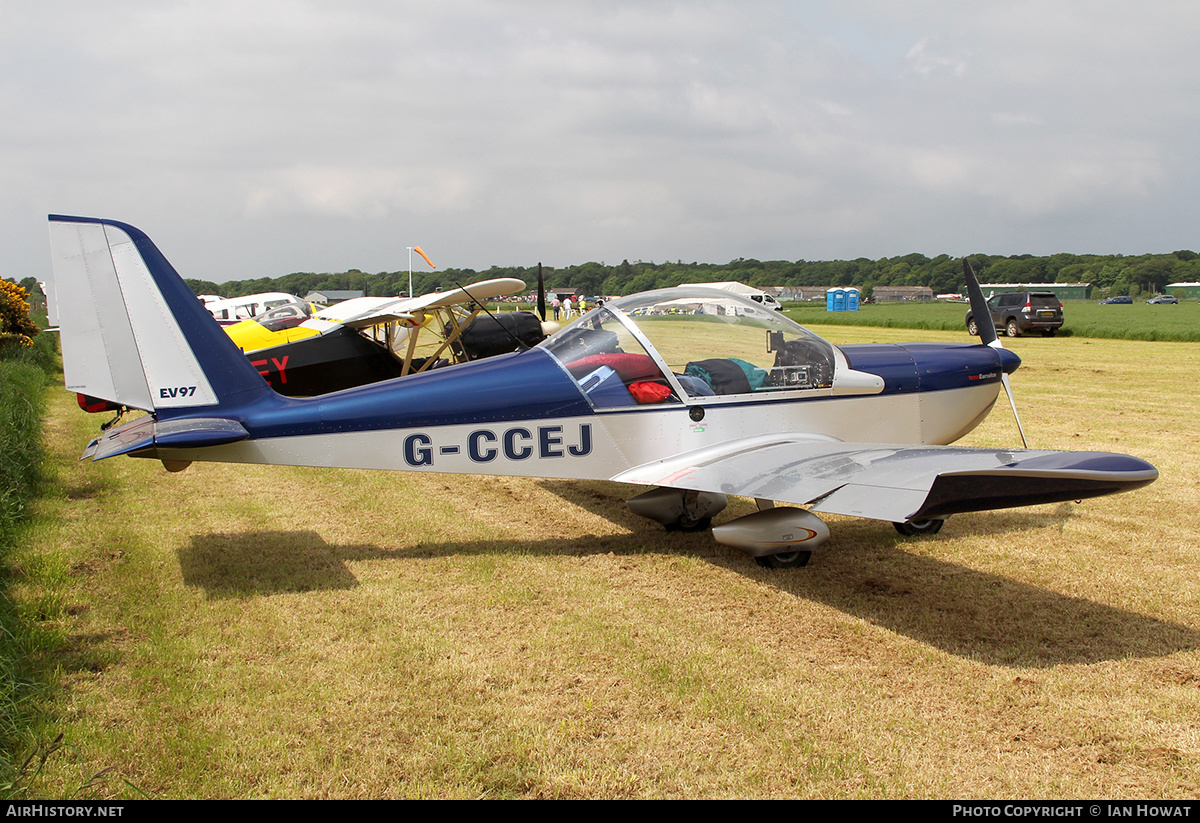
left=962, top=258, right=1029, bottom=448
left=536, top=262, right=546, bottom=322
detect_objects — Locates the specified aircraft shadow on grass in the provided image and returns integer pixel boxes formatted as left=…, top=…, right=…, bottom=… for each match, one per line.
left=179, top=530, right=383, bottom=598
left=536, top=481, right=1200, bottom=666
left=178, top=519, right=1200, bottom=669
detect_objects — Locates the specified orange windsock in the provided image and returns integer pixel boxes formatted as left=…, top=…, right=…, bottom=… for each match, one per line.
left=413, top=246, right=435, bottom=269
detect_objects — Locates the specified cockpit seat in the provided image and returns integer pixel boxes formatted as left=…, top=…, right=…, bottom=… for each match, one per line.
left=576, top=365, right=636, bottom=407
left=684, top=358, right=767, bottom=395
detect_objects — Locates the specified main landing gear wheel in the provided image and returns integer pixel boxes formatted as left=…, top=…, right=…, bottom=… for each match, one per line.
left=754, top=551, right=812, bottom=569
left=664, top=516, right=712, bottom=533
left=893, top=518, right=945, bottom=536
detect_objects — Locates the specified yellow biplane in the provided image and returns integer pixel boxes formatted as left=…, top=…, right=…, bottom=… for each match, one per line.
left=222, top=280, right=557, bottom=396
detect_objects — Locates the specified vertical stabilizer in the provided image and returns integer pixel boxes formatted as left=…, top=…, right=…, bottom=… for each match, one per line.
left=47, top=216, right=271, bottom=413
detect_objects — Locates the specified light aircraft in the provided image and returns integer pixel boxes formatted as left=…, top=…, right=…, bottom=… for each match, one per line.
left=221, top=284, right=551, bottom=396
left=203, top=292, right=309, bottom=326
left=45, top=215, right=1158, bottom=568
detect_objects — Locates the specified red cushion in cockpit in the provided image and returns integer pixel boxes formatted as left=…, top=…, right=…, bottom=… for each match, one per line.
left=564, top=353, right=662, bottom=382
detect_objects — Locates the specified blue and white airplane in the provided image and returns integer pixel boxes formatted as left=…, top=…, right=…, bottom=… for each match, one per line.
left=45, top=215, right=1157, bottom=568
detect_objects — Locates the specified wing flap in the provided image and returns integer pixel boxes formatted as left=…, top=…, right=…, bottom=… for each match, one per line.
left=614, top=438, right=1157, bottom=523
left=808, top=484, right=930, bottom=522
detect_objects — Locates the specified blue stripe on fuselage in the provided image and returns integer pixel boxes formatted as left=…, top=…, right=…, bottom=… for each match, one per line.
left=840, top=343, right=1019, bottom=393
left=158, top=342, right=1019, bottom=441
left=157, top=347, right=594, bottom=439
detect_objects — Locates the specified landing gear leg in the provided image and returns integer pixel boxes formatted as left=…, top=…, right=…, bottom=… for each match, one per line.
left=626, top=487, right=727, bottom=531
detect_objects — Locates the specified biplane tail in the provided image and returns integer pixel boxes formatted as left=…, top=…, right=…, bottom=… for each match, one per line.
left=47, top=215, right=273, bottom=416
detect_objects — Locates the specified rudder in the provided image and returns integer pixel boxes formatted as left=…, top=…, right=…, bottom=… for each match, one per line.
left=47, top=215, right=271, bottom=414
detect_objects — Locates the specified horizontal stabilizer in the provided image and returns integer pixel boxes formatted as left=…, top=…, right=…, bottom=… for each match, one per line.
left=614, top=437, right=1158, bottom=523
left=82, top=416, right=249, bottom=462
left=83, top=416, right=156, bottom=461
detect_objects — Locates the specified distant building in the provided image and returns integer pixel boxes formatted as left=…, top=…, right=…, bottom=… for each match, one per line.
left=981, top=282, right=1090, bottom=300
left=1166, top=282, right=1200, bottom=299
left=874, top=286, right=934, bottom=302
left=305, top=290, right=364, bottom=304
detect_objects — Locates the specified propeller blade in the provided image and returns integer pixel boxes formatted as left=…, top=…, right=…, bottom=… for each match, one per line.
left=963, top=258, right=1029, bottom=448
left=537, top=263, right=546, bottom=322
left=962, top=258, right=998, bottom=347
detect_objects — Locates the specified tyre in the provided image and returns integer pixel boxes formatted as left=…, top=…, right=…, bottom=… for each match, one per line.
left=754, top=551, right=812, bottom=569
left=893, top=518, right=945, bottom=536
left=664, top=516, right=712, bottom=533
left=1005, top=319, right=1021, bottom=338
left=966, top=317, right=979, bottom=336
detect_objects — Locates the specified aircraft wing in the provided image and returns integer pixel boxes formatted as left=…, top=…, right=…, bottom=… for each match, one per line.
left=612, top=435, right=1158, bottom=523
left=404, top=277, right=526, bottom=312
left=315, top=279, right=527, bottom=331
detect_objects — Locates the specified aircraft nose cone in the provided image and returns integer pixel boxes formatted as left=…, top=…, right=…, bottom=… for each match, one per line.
left=997, top=346, right=1021, bottom=374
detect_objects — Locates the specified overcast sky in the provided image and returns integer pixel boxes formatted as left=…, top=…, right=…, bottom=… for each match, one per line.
left=4, top=1, right=1199, bottom=283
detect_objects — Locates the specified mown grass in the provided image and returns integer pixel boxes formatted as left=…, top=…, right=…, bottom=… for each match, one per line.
left=786, top=298, right=1200, bottom=341
left=9, top=328, right=1200, bottom=798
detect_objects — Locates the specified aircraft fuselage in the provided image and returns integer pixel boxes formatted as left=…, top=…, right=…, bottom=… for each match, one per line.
left=150, top=343, right=1014, bottom=483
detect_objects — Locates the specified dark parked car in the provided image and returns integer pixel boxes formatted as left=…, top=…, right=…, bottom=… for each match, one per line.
left=1146, top=295, right=1179, bottom=304
left=966, top=291, right=1063, bottom=338
left=1099, top=295, right=1133, bottom=305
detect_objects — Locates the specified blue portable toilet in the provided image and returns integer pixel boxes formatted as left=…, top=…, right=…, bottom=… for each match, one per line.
left=846, top=288, right=860, bottom=311
left=827, top=288, right=848, bottom=311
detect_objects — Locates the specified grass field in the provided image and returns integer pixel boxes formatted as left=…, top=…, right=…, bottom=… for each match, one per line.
left=9, top=327, right=1200, bottom=798
left=786, top=299, right=1200, bottom=342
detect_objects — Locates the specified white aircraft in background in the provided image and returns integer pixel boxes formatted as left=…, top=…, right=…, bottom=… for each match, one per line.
left=202, top=292, right=308, bottom=326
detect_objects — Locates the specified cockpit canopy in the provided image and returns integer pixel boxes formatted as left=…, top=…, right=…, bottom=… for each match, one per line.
left=254, top=300, right=314, bottom=332
left=540, top=287, right=837, bottom=408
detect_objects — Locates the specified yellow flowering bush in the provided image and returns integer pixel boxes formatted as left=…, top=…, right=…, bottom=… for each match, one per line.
left=0, top=280, right=39, bottom=350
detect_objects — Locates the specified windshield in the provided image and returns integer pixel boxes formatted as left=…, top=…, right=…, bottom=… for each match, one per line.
left=254, top=301, right=313, bottom=332
left=540, top=287, right=836, bottom=406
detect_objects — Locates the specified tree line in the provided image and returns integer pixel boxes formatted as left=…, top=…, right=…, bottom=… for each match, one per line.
left=171, top=249, right=1197, bottom=301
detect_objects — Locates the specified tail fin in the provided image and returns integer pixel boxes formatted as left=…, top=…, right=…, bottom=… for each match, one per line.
left=47, top=216, right=271, bottom=414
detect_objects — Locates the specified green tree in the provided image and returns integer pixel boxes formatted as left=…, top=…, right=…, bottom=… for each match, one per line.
left=1131, top=258, right=1175, bottom=295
